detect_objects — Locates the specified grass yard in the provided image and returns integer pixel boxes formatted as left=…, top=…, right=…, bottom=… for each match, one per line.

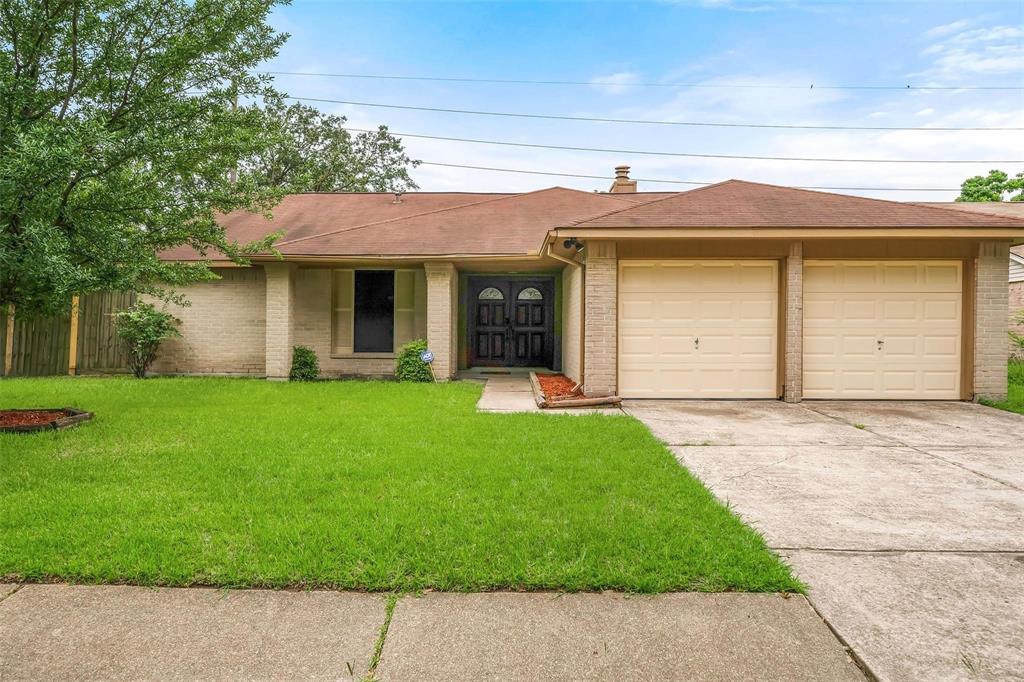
left=0, top=377, right=799, bottom=593
left=982, top=360, right=1024, bottom=415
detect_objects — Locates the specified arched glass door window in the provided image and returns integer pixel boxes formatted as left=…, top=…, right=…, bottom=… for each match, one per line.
left=517, top=287, right=543, bottom=300
left=478, top=287, right=504, bottom=300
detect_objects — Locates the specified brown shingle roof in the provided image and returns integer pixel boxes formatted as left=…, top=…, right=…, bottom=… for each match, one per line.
left=160, top=192, right=515, bottom=260
left=571, top=180, right=1024, bottom=229
left=276, top=187, right=638, bottom=256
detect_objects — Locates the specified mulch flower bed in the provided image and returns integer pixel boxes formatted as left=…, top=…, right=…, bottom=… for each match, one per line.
left=0, top=408, right=93, bottom=433
left=536, top=374, right=584, bottom=401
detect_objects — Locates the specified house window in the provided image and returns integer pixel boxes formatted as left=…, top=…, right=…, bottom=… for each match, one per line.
left=332, top=269, right=422, bottom=355
left=517, top=287, right=543, bottom=300
left=478, top=287, right=504, bottom=300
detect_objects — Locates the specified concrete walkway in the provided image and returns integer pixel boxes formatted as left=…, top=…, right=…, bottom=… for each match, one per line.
left=623, top=399, right=1024, bottom=682
left=0, top=584, right=863, bottom=681
left=474, top=375, right=540, bottom=412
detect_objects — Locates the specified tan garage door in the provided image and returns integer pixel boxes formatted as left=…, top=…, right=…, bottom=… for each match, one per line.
left=803, top=260, right=962, bottom=399
left=618, top=260, right=778, bottom=398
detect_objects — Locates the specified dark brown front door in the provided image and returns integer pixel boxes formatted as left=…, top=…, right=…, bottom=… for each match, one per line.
left=468, top=277, right=554, bottom=368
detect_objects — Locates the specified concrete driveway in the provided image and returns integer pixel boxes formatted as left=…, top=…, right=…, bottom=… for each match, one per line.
left=623, top=399, right=1024, bottom=682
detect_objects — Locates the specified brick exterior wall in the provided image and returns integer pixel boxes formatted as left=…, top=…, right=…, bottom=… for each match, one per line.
left=974, top=242, right=1010, bottom=400
left=561, top=263, right=583, bottom=383
left=264, top=262, right=295, bottom=379
left=784, top=242, right=803, bottom=402
left=1011, top=281, right=1024, bottom=359
left=149, top=267, right=266, bottom=376
left=582, top=241, right=617, bottom=397
left=424, top=262, right=458, bottom=380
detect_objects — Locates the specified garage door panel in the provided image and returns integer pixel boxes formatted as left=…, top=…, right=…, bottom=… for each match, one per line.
left=841, top=336, right=877, bottom=356
left=923, top=299, right=959, bottom=321
left=923, top=335, right=959, bottom=357
left=924, top=372, right=959, bottom=393
left=740, top=298, right=775, bottom=321
left=804, top=298, right=839, bottom=322
left=739, top=263, right=777, bottom=288
left=843, top=299, right=879, bottom=320
left=883, top=336, right=918, bottom=356
left=803, top=260, right=961, bottom=399
left=619, top=260, right=778, bottom=398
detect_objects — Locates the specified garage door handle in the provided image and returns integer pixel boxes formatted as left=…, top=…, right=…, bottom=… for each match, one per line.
left=694, top=337, right=700, bottom=349
left=877, top=339, right=884, bottom=349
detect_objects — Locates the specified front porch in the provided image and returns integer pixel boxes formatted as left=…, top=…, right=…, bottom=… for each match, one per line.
left=262, top=260, right=575, bottom=381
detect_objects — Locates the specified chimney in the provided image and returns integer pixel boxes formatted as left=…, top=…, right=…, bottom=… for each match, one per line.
left=392, top=191, right=403, bottom=204
left=608, top=165, right=637, bottom=193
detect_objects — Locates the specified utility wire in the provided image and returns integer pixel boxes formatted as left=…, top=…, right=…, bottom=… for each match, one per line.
left=418, top=161, right=961, bottom=192
left=341, top=126, right=1023, bottom=164
left=264, top=71, right=1023, bottom=92
left=289, top=96, right=1023, bottom=132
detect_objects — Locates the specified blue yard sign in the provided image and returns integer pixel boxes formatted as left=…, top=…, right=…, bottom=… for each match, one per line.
left=420, top=349, right=437, bottom=382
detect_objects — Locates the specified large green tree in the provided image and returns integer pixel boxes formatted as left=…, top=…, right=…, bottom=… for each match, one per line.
left=243, top=100, right=419, bottom=193
left=956, top=169, right=1024, bottom=202
left=0, top=0, right=288, bottom=317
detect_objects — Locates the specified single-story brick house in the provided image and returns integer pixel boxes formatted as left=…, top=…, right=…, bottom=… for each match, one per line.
left=158, top=169, right=1024, bottom=401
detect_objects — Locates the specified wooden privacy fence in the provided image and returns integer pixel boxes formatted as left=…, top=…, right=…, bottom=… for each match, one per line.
left=1, top=291, right=135, bottom=377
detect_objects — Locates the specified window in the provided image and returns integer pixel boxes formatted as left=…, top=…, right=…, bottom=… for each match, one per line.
left=517, top=287, right=543, bottom=300
left=332, top=269, right=424, bottom=355
left=478, top=287, right=504, bottom=300
left=354, top=271, right=394, bottom=352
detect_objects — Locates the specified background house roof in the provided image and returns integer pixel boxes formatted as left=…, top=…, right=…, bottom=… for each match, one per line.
left=916, top=202, right=1024, bottom=219
left=571, top=180, right=1024, bottom=229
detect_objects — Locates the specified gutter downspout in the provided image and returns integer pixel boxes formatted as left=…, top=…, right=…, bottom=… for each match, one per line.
left=545, top=239, right=585, bottom=388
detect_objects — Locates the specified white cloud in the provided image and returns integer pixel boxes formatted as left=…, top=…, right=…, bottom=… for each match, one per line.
left=924, top=19, right=972, bottom=38
left=915, top=24, right=1024, bottom=82
left=914, top=108, right=935, bottom=117
left=589, top=72, right=639, bottom=95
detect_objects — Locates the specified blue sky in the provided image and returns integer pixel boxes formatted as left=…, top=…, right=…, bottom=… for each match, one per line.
left=265, top=0, right=1023, bottom=200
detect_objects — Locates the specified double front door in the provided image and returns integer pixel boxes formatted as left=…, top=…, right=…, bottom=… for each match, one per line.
left=468, top=276, right=554, bottom=368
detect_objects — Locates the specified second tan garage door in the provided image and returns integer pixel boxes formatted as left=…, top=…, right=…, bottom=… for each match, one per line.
left=803, top=260, right=962, bottom=399
left=618, top=260, right=778, bottom=398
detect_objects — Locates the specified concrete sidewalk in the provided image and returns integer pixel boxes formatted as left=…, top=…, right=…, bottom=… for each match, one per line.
left=0, top=584, right=863, bottom=681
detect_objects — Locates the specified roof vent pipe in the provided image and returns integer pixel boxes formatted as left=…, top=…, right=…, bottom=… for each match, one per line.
left=608, top=165, right=637, bottom=193
left=392, top=192, right=403, bottom=203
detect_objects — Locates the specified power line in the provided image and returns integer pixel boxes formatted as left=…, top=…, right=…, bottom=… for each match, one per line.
left=418, top=161, right=961, bottom=192
left=341, top=127, right=1023, bottom=164
left=265, top=71, right=1022, bottom=92
left=289, top=96, right=1023, bottom=132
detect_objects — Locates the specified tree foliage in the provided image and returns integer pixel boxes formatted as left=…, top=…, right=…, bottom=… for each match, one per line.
left=0, top=0, right=289, bottom=316
left=956, top=169, right=1024, bottom=202
left=242, top=100, right=419, bottom=193
left=114, top=301, right=180, bottom=378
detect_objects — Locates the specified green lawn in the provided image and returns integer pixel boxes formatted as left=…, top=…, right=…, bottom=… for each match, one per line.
left=982, top=360, right=1024, bottom=415
left=0, top=377, right=798, bottom=593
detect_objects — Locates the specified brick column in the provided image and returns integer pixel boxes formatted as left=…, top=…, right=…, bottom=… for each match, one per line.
left=784, top=241, right=804, bottom=402
left=974, top=241, right=1010, bottom=401
left=264, top=262, right=295, bottom=380
left=424, top=261, right=458, bottom=381
left=583, top=241, right=617, bottom=397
